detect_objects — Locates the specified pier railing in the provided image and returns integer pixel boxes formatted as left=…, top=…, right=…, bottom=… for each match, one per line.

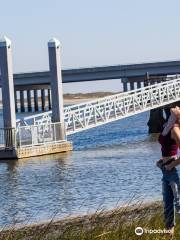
left=16, top=111, right=52, bottom=126
left=61, top=76, right=180, bottom=134
left=16, top=122, right=66, bottom=148
left=0, top=122, right=66, bottom=150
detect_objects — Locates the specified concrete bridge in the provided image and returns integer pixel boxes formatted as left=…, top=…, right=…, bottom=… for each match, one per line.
left=0, top=36, right=180, bottom=159
left=1, top=60, right=180, bottom=113
left=3, top=60, right=180, bottom=86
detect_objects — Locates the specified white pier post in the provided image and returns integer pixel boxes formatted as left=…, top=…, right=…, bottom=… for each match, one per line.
left=0, top=36, right=16, bottom=147
left=48, top=38, right=65, bottom=140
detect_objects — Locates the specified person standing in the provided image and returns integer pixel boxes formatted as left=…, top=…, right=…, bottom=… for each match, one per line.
left=157, top=106, right=180, bottom=238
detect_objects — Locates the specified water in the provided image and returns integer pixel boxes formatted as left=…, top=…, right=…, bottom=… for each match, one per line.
left=0, top=111, right=169, bottom=227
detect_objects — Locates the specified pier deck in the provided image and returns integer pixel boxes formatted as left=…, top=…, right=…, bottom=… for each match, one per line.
left=0, top=141, right=72, bottom=159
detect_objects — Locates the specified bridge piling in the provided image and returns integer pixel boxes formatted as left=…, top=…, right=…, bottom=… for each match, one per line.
left=130, top=81, right=135, bottom=90
left=20, top=90, right=25, bottom=112
left=48, top=38, right=65, bottom=140
left=48, top=88, right=52, bottom=110
left=0, top=37, right=16, bottom=152
left=33, top=89, right=39, bottom=112
left=137, top=81, right=141, bottom=88
left=121, top=78, right=128, bottom=92
left=27, top=90, right=32, bottom=112
left=14, top=90, right=18, bottom=112
left=0, top=37, right=16, bottom=130
left=41, top=89, right=46, bottom=111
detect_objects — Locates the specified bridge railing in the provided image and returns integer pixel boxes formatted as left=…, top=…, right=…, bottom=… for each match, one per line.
left=16, top=76, right=180, bottom=125
left=64, top=76, right=180, bottom=134
left=64, top=76, right=180, bottom=113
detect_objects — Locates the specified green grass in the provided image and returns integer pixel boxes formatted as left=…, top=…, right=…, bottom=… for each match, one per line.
left=0, top=201, right=180, bottom=240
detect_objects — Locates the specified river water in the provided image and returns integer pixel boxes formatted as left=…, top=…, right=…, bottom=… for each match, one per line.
left=0, top=111, right=170, bottom=227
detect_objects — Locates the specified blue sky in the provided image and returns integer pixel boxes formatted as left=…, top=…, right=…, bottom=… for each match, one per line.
left=1, top=0, right=180, bottom=92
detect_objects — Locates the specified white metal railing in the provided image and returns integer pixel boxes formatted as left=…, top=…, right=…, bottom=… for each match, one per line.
left=16, top=111, right=52, bottom=126
left=16, top=77, right=180, bottom=135
left=16, top=122, right=66, bottom=148
left=0, top=123, right=66, bottom=150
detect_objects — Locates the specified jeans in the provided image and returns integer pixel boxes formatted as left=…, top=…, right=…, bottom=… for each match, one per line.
left=162, top=167, right=180, bottom=229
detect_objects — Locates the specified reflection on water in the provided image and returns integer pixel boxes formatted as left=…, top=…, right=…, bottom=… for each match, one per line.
left=0, top=111, right=168, bottom=227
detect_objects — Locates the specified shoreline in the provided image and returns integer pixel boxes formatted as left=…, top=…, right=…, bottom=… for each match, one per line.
left=0, top=200, right=162, bottom=239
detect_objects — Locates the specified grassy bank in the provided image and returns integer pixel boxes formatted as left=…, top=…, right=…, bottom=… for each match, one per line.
left=0, top=201, right=179, bottom=240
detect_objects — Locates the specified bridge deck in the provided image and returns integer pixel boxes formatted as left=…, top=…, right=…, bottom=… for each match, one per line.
left=1, top=60, right=180, bottom=86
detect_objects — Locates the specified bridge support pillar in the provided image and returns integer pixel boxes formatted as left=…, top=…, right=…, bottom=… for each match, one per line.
left=20, top=90, right=25, bottom=112
left=15, top=90, right=18, bottom=112
left=137, top=81, right=141, bottom=89
left=0, top=37, right=16, bottom=149
left=147, top=108, right=166, bottom=133
left=27, top=90, right=32, bottom=112
left=130, top=81, right=135, bottom=90
left=124, top=77, right=144, bottom=91
left=121, top=78, right=128, bottom=92
left=48, top=38, right=65, bottom=140
left=0, top=37, right=16, bottom=129
left=41, top=89, right=46, bottom=111
left=34, top=89, right=39, bottom=112
left=48, top=89, right=52, bottom=110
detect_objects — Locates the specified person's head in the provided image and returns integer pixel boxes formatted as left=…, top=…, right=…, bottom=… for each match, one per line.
left=161, top=107, right=179, bottom=136
left=170, top=106, right=180, bottom=124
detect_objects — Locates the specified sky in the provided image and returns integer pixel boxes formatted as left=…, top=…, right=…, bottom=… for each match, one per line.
left=1, top=0, right=180, bottom=93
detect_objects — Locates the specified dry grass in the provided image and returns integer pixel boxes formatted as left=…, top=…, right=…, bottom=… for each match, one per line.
left=1, top=200, right=180, bottom=240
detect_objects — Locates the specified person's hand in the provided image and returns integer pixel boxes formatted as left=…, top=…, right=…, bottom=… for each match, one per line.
left=173, top=123, right=179, bottom=128
left=156, top=159, right=163, bottom=169
left=165, top=162, right=175, bottom=171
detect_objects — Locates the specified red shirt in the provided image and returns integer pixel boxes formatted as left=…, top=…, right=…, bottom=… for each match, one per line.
left=158, top=132, right=178, bottom=157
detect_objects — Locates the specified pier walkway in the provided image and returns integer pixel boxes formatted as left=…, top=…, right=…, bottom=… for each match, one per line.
left=18, top=76, right=180, bottom=135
